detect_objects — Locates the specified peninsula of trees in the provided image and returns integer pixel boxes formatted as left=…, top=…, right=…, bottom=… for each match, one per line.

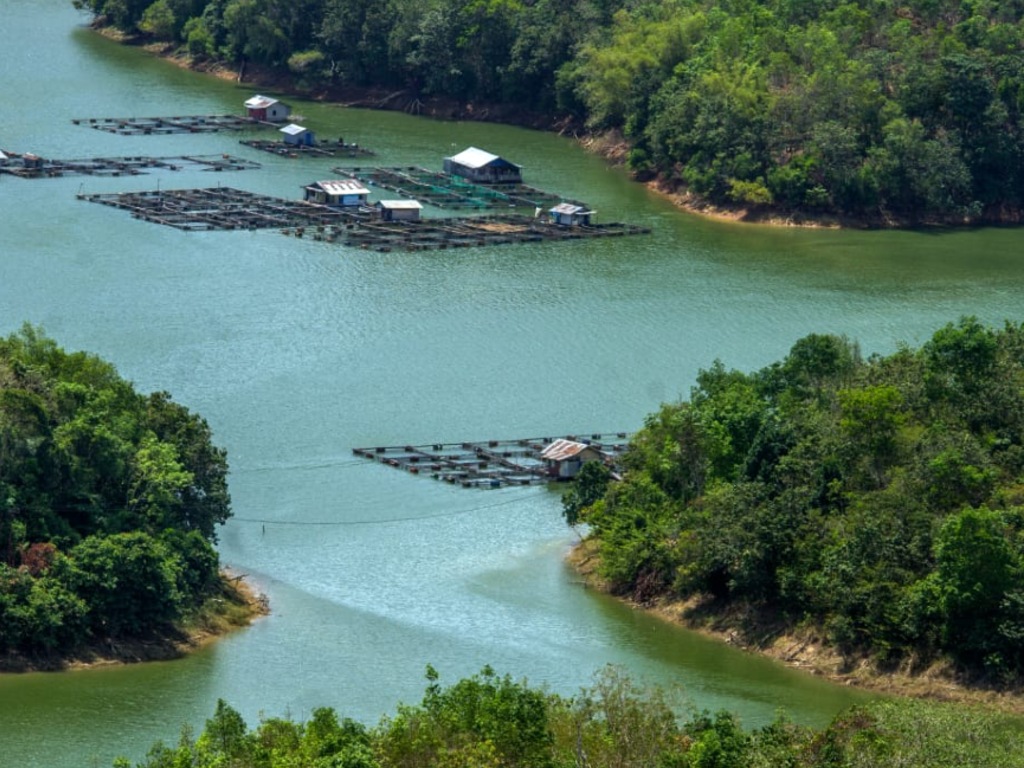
left=0, top=326, right=247, bottom=668
left=570, top=317, right=1024, bottom=685
left=74, top=0, right=1024, bottom=224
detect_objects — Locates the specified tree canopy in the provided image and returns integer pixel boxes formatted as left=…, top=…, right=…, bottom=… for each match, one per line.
left=576, top=318, right=1024, bottom=682
left=115, top=665, right=1024, bottom=767
left=75, top=0, right=1024, bottom=223
left=0, top=325, right=231, bottom=657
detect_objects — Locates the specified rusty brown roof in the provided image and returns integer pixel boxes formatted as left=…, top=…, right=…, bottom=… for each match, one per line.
left=540, top=439, right=592, bottom=462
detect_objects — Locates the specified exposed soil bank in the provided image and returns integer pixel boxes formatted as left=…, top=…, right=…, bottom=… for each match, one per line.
left=0, top=571, right=269, bottom=674
left=567, top=540, right=1024, bottom=717
left=577, top=131, right=1024, bottom=229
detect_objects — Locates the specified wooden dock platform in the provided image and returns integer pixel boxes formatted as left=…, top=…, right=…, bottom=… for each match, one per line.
left=78, top=187, right=369, bottom=231
left=284, top=213, right=650, bottom=251
left=0, top=153, right=260, bottom=179
left=72, top=114, right=271, bottom=135
left=353, top=433, right=630, bottom=488
left=334, top=166, right=587, bottom=210
left=240, top=139, right=375, bottom=159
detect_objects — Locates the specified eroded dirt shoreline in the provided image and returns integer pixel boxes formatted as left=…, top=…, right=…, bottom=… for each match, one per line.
left=567, top=540, right=1024, bottom=717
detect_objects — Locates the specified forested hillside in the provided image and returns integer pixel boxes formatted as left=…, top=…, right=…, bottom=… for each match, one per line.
left=74, top=0, right=1024, bottom=223
left=0, top=326, right=235, bottom=662
left=572, top=318, right=1024, bottom=683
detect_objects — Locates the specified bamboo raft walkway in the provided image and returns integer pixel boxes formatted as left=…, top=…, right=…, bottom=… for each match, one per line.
left=72, top=114, right=274, bottom=135
left=353, top=433, right=630, bottom=488
left=77, top=187, right=370, bottom=231
left=240, top=139, right=375, bottom=159
left=283, top=214, right=651, bottom=252
left=335, top=166, right=587, bottom=210
left=0, top=153, right=260, bottom=179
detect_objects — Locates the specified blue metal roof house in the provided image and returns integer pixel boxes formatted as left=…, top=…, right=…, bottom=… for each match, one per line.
left=280, top=123, right=315, bottom=146
left=443, top=147, right=522, bottom=184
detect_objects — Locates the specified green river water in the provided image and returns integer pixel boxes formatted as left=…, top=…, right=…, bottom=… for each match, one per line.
left=2, top=3, right=1024, bottom=765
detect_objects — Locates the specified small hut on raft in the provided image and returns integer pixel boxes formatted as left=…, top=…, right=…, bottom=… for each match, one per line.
left=303, top=179, right=371, bottom=207
left=244, top=95, right=291, bottom=122
left=443, top=147, right=522, bottom=185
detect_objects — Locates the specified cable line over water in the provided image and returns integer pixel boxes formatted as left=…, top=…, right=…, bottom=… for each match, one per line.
left=231, top=492, right=544, bottom=527
left=233, top=457, right=370, bottom=473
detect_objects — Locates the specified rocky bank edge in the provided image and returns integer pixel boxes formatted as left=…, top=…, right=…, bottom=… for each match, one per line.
left=567, top=538, right=1024, bottom=718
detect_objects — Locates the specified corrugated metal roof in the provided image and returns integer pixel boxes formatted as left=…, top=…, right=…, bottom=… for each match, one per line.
left=447, top=146, right=502, bottom=169
left=245, top=94, right=279, bottom=109
left=540, top=439, right=592, bottom=462
left=309, top=180, right=370, bottom=196
left=280, top=123, right=309, bottom=136
left=378, top=200, right=423, bottom=210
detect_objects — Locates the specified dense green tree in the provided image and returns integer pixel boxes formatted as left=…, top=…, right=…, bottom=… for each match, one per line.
left=197, top=699, right=249, bottom=761
left=141, top=391, right=230, bottom=541
left=573, top=319, right=1024, bottom=679
left=0, top=557, right=88, bottom=653
left=377, top=666, right=554, bottom=768
left=933, top=506, right=1024, bottom=673
left=552, top=665, right=682, bottom=768
left=71, top=532, right=182, bottom=637
left=0, top=326, right=231, bottom=657
left=561, top=459, right=611, bottom=528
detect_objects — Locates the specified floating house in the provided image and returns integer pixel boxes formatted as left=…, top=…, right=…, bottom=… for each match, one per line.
left=443, top=147, right=522, bottom=185
left=280, top=123, right=315, bottom=146
left=540, top=439, right=606, bottom=479
left=549, top=203, right=595, bottom=226
left=377, top=199, right=423, bottom=221
left=244, top=94, right=291, bottom=122
left=303, top=180, right=370, bottom=208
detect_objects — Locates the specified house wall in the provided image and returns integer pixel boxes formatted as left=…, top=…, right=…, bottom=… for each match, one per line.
left=283, top=131, right=313, bottom=146
left=547, top=449, right=604, bottom=479
left=559, top=459, right=582, bottom=478
left=266, top=104, right=291, bottom=122
left=444, top=160, right=521, bottom=185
